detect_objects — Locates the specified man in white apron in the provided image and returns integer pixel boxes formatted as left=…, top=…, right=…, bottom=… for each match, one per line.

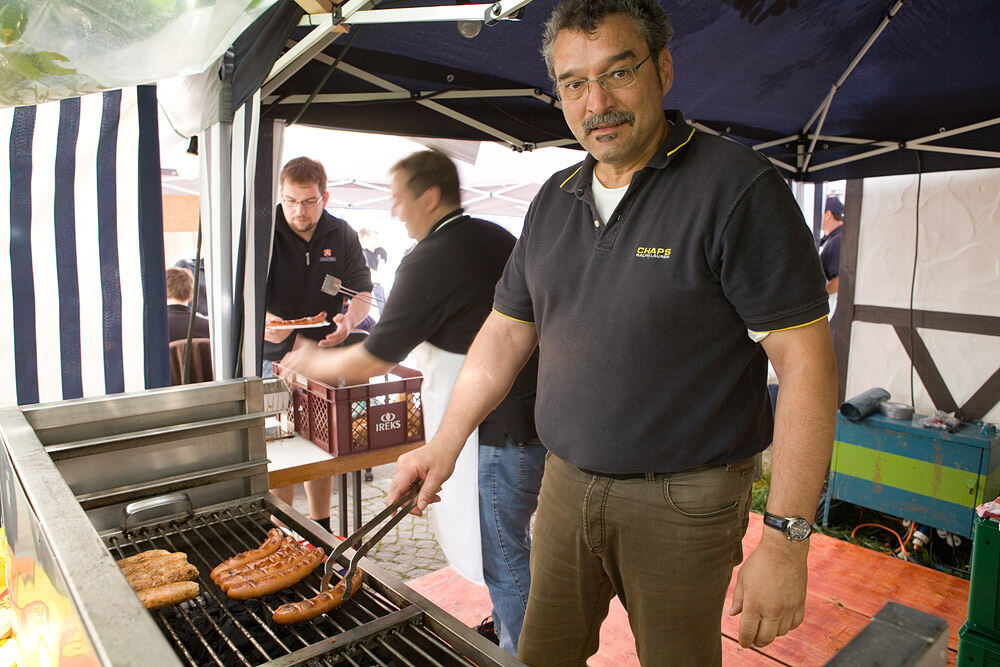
left=281, top=150, right=543, bottom=656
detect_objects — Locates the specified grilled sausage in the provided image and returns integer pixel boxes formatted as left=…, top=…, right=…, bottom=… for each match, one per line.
left=127, top=561, right=199, bottom=592
left=267, top=311, right=327, bottom=327
left=222, top=544, right=313, bottom=595
left=120, top=551, right=189, bottom=578
left=216, top=538, right=298, bottom=591
left=138, top=581, right=200, bottom=610
left=210, top=528, right=285, bottom=584
left=272, top=567, right=364, bottom=624
left=116, top=549, right=170, bottom=571
left=226, top=546, right=325, bottom=600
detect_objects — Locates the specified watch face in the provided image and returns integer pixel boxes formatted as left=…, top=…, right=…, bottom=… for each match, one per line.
left=786, top=517, right=812, bottom=541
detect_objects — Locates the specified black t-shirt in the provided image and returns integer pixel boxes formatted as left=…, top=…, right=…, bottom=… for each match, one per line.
left=364, top=213, right=513, bottom=362
left=264, top=208, right=373, bottom=360
left=364, top=212, right=537, bottom=446
left=494, top=111, right=828, bottom=473
left=819, top=225, right=842, bottom=281
left=167, top=304, right=209, bottom=342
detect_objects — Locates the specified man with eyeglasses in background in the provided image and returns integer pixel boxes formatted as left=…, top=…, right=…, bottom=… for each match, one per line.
left=264, top=156, right=374, bottom=534
left=388, top=0, right=837, bottom=663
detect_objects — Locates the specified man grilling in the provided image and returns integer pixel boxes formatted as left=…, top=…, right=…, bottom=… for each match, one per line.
left=387, top=0, right=838, bottom=663
left=281, top=150, right=544, bottom=656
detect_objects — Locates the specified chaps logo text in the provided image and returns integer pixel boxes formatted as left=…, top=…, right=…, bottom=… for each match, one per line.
left=635, top=246, right=671, bottom=259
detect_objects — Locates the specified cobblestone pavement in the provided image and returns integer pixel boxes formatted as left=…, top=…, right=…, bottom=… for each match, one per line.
left=286, top=462, right=449, bottom=582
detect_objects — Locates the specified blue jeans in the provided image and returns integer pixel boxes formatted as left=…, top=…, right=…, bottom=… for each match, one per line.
left=478, top=437, right=546, bottom=655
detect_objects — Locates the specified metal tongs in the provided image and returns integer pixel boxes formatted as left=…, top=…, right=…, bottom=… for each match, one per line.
left=320, top=275, right=384, bottom=309
left=320, top=482, right=421, bottom=597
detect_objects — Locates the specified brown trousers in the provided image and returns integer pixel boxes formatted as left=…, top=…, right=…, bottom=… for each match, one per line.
left=518, top=452, right=755, bottom=666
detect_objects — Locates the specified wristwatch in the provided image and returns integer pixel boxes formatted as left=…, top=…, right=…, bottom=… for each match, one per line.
left=762, top=512, right=813, bottom=541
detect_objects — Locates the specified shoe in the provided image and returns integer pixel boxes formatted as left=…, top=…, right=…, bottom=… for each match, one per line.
left=474, top=617, right=499, bottom=645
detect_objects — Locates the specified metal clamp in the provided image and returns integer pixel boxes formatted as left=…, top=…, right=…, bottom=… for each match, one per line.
left=122, top=492, right=193, bottom=533
left=321, top=482, right=421, bottom=597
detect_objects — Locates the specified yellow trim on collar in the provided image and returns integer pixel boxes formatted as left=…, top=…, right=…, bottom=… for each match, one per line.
left=750, top=314, right=829, bottom=336
left=559, top=126, right=693, bottom=191
left=668, top=127, right=696, bottom=156
left=560, top=165, right=584, bottom=189
left=492, top=309, right=534, bottom=325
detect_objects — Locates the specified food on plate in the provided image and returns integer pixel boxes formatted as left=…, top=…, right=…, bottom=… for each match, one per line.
left=137, top=581, right=200, bottom=611
left=225, top=545, right=325, bottom=600
left=267, top=311, right=327, bottom=328
left=210, top=528, right=285, bottom=583
left=272, top=567, right=364, bottom=624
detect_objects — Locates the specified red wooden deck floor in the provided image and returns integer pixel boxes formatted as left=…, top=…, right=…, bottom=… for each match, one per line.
left=408, top=512, right=970, bottom=665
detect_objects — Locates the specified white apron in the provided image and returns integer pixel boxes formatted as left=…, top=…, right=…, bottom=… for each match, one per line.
left=410, top=341, right=484, bottom=585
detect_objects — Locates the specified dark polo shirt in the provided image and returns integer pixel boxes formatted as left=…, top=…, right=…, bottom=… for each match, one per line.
left=819, top=224, right=842, bottom=281
left=264, top=208, right=373, bottom=361
left=493, top=111, right=828, bottom=473
left=365, top=212, right=538, bottom=446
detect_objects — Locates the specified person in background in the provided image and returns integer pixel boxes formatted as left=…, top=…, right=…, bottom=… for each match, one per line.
left=173, top=256, right=208, bottom=317
left=387, top=0, right=838, bottom=663
left=281, top=150, right=544, bottom=656
left=818, top=195, right=844, bottom=294
left=359, top=227, right=388, bottom=281
left=166, top=267, right=209, bottom=342
left=818, top=194, right=845, bottom=319
left=264, top=156, right=374, bottom=534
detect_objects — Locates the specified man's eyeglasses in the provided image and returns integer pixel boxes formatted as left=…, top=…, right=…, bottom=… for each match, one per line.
left=554, top=54, right=651, bottom=102
left=281, top=197, right=322, bottom=209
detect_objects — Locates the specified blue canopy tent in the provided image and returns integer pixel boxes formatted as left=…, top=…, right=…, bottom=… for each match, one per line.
left=219, top=0, right=1000, bottom=418
left=233, top=0, right=1000, bottom=182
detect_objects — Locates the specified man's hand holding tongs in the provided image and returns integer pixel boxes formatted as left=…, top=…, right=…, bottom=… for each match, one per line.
left=388, top=437, right=462, bottom=515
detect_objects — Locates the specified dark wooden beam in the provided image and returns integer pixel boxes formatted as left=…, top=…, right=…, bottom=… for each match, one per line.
left=893, top=325, right=960, bottom=416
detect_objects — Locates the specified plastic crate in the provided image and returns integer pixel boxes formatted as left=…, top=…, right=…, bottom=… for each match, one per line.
left=286, top=374, right=424, bottom=456
left=968, top=516, right=1000, bottom=638
left=959, top=624, right=1000, bottom=665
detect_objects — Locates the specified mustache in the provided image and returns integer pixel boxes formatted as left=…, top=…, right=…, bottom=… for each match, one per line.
left=582, top=110, right=635, bottom=135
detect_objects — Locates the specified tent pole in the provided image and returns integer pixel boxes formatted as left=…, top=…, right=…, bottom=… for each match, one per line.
left=333, top=59, right=532, bottom=147
left=800, top=0, right=906, bottom=174
left=265, top=88, right=555, bottom=105
left=752, top=134, right=798, bottom=151
left=906, top=115, right=1000, bottom=147
left=262, top=23, right=347, bottom=98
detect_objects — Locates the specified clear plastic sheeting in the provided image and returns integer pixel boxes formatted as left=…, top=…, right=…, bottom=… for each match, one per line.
left=0, top=0, right=277, bottom=108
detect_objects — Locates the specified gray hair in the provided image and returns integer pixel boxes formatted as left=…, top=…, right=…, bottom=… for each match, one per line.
left=541, top=0, right=674, bottom=80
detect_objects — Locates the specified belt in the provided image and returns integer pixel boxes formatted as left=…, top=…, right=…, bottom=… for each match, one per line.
left=577, top=467, right=663, bottom=481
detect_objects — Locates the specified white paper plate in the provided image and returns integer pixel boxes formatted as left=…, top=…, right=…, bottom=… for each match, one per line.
left=266, top=321, right=329, bottom=331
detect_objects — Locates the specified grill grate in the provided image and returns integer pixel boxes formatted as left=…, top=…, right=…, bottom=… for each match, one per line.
left=104, top=502, right=476, bottom=666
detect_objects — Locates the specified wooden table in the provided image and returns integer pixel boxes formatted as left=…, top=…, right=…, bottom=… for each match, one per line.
left=267, top=433, right=422, bottom=536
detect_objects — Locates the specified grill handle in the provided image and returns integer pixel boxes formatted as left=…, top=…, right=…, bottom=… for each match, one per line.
left=122, top=492, right=193, bottom=532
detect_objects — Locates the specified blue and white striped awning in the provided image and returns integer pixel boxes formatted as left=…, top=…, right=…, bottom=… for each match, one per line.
left=0, top=86, right=170, bottom=406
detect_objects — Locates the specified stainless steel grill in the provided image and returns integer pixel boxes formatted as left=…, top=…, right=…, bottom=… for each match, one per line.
left=103, top=500, right=487, bottom=667
left=0, top=379, right=519, bottom=667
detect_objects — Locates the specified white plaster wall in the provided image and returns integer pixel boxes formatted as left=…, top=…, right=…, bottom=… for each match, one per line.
left=848, top=168, right=1000, bottom=423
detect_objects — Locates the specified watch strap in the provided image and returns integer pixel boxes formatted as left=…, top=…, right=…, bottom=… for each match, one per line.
left=762, top=512, right=786, bottom=532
